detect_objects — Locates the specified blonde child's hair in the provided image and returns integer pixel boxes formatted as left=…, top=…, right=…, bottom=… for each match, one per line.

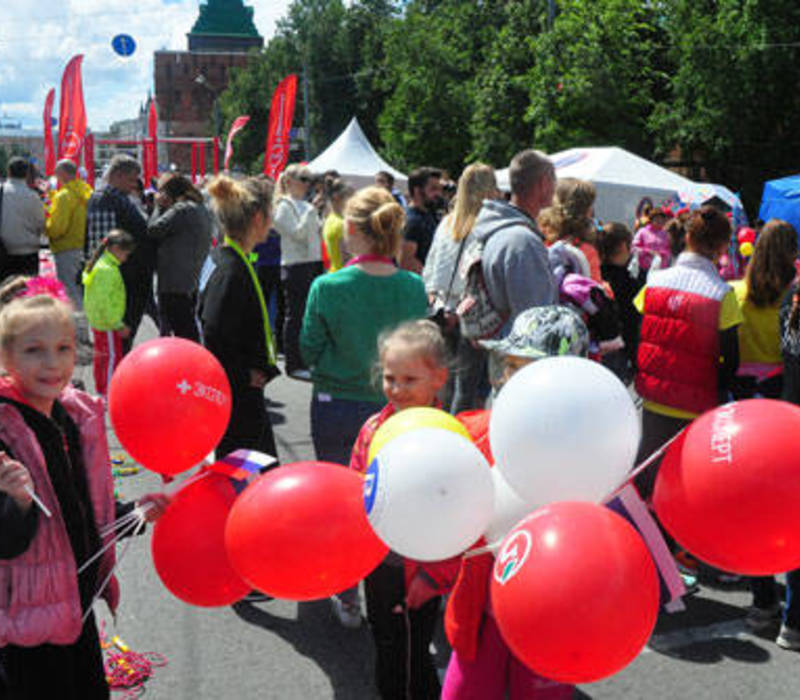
left=0, top=277, right=75, bottom=353
left=345, top=186, right=406, bottom=258
left=378, top=319, right=450, bottom=370
left=208, top=175, right=274, bottom=242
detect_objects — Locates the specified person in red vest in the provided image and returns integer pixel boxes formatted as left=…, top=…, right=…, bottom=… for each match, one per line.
left=633, top=205, right=741, bottom=498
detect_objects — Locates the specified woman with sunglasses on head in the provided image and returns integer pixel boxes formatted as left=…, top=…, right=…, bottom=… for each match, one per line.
left=272, top=164, right=324, bottom=379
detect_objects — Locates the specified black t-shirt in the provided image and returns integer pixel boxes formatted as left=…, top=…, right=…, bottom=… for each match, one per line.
left=403, top=206, right=439, bottom=265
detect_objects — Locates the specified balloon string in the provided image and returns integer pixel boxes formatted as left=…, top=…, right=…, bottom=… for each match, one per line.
left=610, top=427, right=688, bottom=497
left=462, top=428, right=689, bottom=560
left=82, top=517, right=145, bottom=626
left=79, top=512, right=144, bottom=575
left=98, top=505, right=149, bottom=538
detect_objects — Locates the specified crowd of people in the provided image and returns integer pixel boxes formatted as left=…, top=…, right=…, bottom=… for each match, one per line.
left=0, top=144, right=799, bottom=699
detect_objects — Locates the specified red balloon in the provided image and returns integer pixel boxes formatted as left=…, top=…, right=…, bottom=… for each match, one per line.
left=653, top=399, right=800, bottom=575
left=491, top=502, right=659, bottom=684
left=151, top=473, right=249, bottom=606
left=225, top=462, right=388, bottom=600
left=737, top=227, right=756, bottom=245
left=109, top=338, right=231, bottom=475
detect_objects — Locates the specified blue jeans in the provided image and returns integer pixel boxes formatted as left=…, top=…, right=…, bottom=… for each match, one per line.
left=751, top=569, right=800, bottom=630
left=310, top=394, right=384, bottom=467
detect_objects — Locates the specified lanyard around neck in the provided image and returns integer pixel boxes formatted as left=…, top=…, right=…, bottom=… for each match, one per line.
left=224, top=236, right=277, bottom=365
left=345, top=254, right=395, bottom=267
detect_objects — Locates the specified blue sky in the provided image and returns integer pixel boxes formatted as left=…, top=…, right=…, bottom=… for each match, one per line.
left=0, top=0, right=289, bottom=132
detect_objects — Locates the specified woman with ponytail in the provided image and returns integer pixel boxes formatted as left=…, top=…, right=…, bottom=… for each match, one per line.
left=200, top=175, right=279, bottom=460
left=300, top=186, right=427, bottom=627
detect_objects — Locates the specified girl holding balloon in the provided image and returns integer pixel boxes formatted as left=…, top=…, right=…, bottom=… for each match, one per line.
left=0, top=275, right=167, bottom=699
left=349, top=319, right=459, bottom=700
left=442, top=306, right=589, bottom=700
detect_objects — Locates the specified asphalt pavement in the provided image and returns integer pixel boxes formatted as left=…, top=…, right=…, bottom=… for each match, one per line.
left=86, top=317, right=800, bottom=699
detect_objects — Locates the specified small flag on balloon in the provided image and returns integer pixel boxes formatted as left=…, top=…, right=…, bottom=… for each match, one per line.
left=208, top=449, right=278, bottom=481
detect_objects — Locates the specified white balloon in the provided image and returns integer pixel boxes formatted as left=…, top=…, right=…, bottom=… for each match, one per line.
left=489, top=356, right=640, bottom=507
left=484, top=467, right=535, bottom=545
left=365, top=427, right=494, bottom=561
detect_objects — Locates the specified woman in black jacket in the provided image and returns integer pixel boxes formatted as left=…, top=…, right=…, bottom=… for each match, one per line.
left=148, top=174, right=212, bottom=341
left=200, top=176, right=279, bottom=459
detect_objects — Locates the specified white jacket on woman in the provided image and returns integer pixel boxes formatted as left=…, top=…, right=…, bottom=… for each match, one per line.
left=273, top=196, right=322, bottom=266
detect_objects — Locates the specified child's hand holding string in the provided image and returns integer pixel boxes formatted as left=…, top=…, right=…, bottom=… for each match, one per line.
left=137, top=493, right=171, bottom=522
left=0, top=452, right=34, bottom=513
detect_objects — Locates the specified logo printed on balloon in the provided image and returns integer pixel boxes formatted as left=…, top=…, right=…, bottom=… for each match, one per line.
left=494, top=529, right=532, bottom=585
left=363, top=458, right=379, bottom=515
left=176, top=378, right=228, bottom=406
left=709, top=404, right=735, bottom=464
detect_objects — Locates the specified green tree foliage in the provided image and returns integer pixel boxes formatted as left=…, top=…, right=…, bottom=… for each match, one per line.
left=649, top=0, right=800, bottom=209
left=469, top=1, right=546, bottom=168
left=218, top=0, right=800, bottom=215
left=375, top=1, right=506, bottom=174
left=525, top=0, right=664, bottom=155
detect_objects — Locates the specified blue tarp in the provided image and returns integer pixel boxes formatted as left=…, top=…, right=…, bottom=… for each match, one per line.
left=759, top=175, right=800, bottom=236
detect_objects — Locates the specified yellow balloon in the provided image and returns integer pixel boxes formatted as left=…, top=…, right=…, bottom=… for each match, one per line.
left=368, top=407, right=472, bottom=464
left=739, top=241, right=754, bottom=257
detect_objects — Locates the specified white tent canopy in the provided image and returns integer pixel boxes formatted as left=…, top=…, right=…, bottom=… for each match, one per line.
left=308, top=117, right=407, bottom=190
left=496, top=147, right=696, bottom=225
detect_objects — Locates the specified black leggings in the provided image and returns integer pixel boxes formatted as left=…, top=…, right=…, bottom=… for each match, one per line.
left=364, top=563, right=441, bottom=700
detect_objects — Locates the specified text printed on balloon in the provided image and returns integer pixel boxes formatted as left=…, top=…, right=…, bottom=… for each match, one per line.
left=709, top=404, right=735, bottom=464
left=176, top=379, right=228, bottom=406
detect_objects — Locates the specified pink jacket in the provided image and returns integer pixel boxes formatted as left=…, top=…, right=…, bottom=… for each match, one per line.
left=0, top=382, right=118, bottom=647
left=632, top=224, right=671, bottom=270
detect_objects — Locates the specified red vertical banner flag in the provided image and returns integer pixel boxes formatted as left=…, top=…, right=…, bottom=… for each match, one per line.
left=145, top=101, right=158, bottom=186
left=224, top=115, right=250, bottom=170
left=263, top=74, right=298, bottom=179
left=43, top=88, right=56, bottom=176
left=57, top=55, right=87, bottom=163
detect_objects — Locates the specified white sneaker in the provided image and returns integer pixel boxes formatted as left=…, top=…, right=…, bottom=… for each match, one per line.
left=776, top=624, right=800, bottom=650
left=332, top=596, right=361, bottom=629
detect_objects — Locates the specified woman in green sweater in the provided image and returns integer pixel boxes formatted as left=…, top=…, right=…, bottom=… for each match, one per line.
left=301, top=186, right=427, bottom=465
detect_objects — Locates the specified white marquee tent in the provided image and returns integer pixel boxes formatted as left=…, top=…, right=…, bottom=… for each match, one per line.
left=496, top=147, right=696, bottom=225
left=308, top=117, right=407, bottom=190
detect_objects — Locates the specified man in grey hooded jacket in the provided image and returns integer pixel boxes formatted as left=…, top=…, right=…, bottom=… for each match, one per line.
left=472, top=149, right=558, bottom=336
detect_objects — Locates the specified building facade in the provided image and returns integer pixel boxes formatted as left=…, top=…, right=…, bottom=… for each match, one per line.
left=154, top=0, right=263, bottom=172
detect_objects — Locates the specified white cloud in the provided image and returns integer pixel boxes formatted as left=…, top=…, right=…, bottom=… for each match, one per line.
left=0, top=0, right=288, bottom=131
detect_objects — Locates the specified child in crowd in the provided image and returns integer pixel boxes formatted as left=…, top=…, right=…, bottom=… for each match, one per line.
left=544, top=178, right=603, bottom=282
left=0, top=276, right=166, bottom=699
left=350, top=320, right=459, bottom=700
left=633, top=206, right=740, bottom=498
left=632, top=205, right=672, bottom=271
left=731, top=220, right=797, bottom=400
left=443, top=306, right=589, bottom=700
left=82, top=230, right=136, bottom=396
left=597, top=222, right=647, bottom=383
left=743, top=222, right=800, bottom=642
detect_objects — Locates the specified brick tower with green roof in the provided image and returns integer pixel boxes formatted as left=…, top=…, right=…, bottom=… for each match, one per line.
left=187, top=0, right=264, bottom=53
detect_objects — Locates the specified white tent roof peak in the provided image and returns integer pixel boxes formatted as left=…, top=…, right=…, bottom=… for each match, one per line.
left=308, top=117, right=407, bottom=185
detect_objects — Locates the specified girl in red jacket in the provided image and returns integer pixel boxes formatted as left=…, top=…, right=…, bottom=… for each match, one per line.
left=0, top=276, right=167, bottom=699
left=350, top=319, right=459, bottom=700
left=443, top=306, right=587, bottom=700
